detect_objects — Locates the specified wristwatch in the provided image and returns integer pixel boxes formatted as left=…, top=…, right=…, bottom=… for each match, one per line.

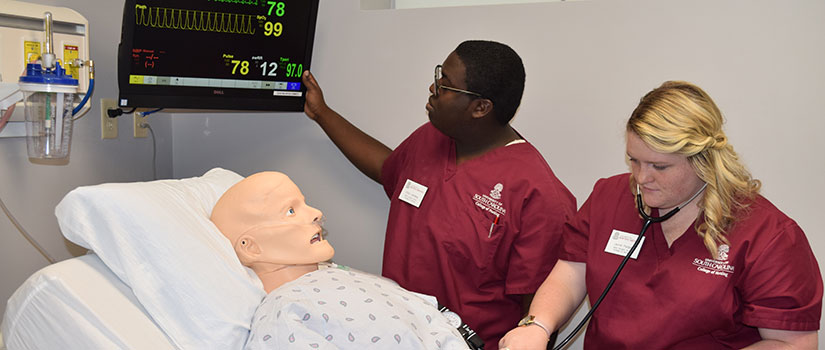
left=518, top=315, right=551, bottom=339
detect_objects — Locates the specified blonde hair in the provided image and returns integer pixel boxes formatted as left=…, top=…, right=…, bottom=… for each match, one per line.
left=627, top=81, right=761, bottom=258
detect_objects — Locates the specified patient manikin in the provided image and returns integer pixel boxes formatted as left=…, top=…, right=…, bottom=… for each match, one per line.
left=211, top=171, right=333, bottom=293
left=211, top=172, right=470, bottom=350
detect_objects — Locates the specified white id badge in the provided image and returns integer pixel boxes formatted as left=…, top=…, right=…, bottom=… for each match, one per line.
left=399, top=179, right=428, bottom=208
left=604, top=229, right=645, bottom=259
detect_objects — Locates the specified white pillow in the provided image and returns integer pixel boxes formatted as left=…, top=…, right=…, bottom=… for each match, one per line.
left=55, top=168, right=266, bottom=349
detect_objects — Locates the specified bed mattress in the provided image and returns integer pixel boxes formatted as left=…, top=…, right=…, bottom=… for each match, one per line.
left=1, top=254, right=176, bottom=350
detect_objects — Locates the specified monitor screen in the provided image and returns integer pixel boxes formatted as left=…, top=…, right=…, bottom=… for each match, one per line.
left=117, top=0, right=319, bottom=111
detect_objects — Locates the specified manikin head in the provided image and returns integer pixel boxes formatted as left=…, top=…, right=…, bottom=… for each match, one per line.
left=211, top=171, right=334, bottom=292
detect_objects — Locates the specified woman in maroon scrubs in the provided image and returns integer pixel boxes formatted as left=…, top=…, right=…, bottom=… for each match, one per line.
left=500, top=81, right=822, bottom=350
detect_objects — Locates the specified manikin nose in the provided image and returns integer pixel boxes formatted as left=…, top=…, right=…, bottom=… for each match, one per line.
left=309, top=206, right=323, bottom=223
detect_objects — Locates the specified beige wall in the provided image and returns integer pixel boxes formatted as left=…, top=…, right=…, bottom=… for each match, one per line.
left=392, top=0, right=563, bottom=9
left=1, top=0, right=822, bottom=348
left=0, top=0, right=173, bottom=318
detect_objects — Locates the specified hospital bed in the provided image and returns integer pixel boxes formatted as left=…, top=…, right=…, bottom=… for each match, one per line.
left=2, top=253, right=176, bottom=349
left=1, top=168, right=474, bottom=349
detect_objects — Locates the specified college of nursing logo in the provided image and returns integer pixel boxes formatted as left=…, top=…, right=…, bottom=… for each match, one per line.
left=473, top=183, right=506, bottom=216
left=692, top=244, right=735, bottom=278
left=718, top=244, right=730, bottom=261
left=490, top=183, right=503, bottom=199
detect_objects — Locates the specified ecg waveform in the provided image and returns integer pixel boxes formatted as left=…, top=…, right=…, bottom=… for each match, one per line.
left=135, top=4, right=256, bottom=35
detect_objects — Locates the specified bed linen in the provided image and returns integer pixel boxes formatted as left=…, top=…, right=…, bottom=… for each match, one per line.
left=1, top=254, right=175, bottom=350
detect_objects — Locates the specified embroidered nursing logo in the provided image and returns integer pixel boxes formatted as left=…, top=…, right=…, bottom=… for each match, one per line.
left=719, top=244, right=730, bottom=261
left=490, top=183, right=503, bottom=199
left=692, top=244, right=735, bottom=278
left=473, top=184, right=506, bottom=217
left=718, top=244, right=730, bottom=261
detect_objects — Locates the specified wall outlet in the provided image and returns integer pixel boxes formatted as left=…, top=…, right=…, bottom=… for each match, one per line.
left=133, top=113, right=148, bottom=138
left=100, top=98, right=118, bottom=139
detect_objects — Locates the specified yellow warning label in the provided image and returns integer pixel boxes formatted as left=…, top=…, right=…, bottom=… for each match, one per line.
left=24, top=41, right=41, bottom=64
left=64, top=44, right=80, bottom=78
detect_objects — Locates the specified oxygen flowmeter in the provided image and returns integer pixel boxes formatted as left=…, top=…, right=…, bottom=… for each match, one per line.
left=0, top=1, right=93, bottom=161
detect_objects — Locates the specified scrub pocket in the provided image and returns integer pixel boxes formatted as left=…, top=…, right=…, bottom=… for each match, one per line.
left=442, top=207, right=505, bottom=272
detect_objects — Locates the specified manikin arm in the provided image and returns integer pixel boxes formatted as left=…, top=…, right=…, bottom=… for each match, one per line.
left=302, top=71, right=392, bottom=184
left=499, top=260, right=587, bottom=350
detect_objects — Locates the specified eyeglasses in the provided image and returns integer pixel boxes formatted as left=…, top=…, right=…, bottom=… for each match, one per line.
left=434, top=65, right=482, bottom=98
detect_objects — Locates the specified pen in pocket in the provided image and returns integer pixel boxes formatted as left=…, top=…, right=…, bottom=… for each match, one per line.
left=488, top=214, right=500, bottom=238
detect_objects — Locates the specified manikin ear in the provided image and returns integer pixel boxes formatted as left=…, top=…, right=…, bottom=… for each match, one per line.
left=235, top=234, right=262, bottom=265
left=469, top=98, right=494, bottom=120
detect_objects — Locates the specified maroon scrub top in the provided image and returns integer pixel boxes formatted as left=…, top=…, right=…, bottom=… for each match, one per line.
left=381, top=123, right=576, bottom=349
left=561, top=174, right=822, bottom=349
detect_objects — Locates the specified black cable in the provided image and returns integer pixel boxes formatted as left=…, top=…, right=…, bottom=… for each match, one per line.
left=141, top=121, right=158, bottom=180
left=106, top=107, right=137, bottom=119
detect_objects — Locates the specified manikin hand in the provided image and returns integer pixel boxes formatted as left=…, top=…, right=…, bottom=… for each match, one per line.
left=302, top=70, right=330, bottom=121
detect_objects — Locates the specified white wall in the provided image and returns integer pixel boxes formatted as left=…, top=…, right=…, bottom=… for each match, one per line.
left=173, top=0, right=825, bottom=347
left=393, top=0, right=565, bottom=9
left=0, top=0, right=173, bottom=317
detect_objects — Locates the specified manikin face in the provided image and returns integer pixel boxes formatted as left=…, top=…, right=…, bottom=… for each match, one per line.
left=626, top=131, right=705, bottom=211
left=211, top=172, right=334, bottom=267
left=426, top=51, right=475, bottom=138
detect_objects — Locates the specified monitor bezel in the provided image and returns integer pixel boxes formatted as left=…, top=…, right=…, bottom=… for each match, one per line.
left=116, top=0, right=320, bottom=112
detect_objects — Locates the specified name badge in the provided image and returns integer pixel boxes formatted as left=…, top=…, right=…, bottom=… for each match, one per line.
left=604, top=229, right=645, bottom=259
left=399, top=179, right=428, bottom=208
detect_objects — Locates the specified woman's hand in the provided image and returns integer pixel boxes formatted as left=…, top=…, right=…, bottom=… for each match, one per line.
left=498, top=324, right=550, bottom=350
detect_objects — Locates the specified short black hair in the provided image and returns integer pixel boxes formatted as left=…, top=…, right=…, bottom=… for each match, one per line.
left=454, top=40, right=526, bottom=125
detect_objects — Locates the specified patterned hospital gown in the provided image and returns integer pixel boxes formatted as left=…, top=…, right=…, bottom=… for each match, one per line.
left=245, top=264, right=468, bottom=350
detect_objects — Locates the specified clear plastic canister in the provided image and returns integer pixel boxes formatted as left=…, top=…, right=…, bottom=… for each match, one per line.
left=18, top=62, right=79, bottom=160
left=19, top=82, right=76, bottom=159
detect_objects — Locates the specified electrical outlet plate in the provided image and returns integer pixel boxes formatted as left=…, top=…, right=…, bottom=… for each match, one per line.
left=133, top=114, right=148, bottom=138
left=100, top=98, right=118, bottom=139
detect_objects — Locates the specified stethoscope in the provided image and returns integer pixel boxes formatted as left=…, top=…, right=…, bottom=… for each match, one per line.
left=552, top=182, right=708, bottom=350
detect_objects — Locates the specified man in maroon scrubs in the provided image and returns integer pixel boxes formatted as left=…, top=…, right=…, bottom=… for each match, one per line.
left=500, top=81, right=822, bottom=350
left=302, top=40, right=575, bottom=349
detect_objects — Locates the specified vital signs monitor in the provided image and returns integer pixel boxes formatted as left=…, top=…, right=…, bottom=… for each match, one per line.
left=117, top=0, right=319, bottom=111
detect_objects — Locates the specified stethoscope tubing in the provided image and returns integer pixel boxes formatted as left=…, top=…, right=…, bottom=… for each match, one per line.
left=553, top=183, right=706, bottom=350
left=553, top=216, right=655, bottom=350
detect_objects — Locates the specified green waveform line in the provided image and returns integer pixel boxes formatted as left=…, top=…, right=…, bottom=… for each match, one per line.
left=208, top=0, right=259, bottom=5
left=135, top=4, right=256, bottom=35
